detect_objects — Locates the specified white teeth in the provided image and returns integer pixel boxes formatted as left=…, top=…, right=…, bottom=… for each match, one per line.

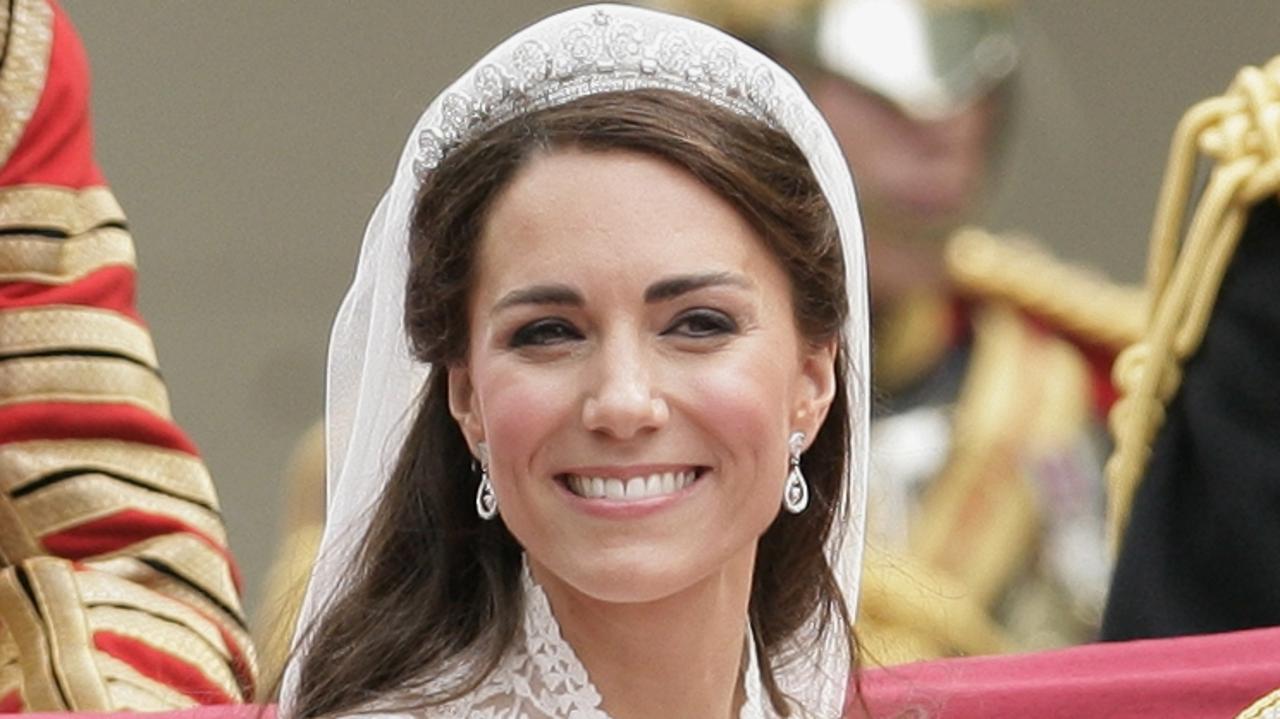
left=565, top=470, right=698, bottom=501
left=645, top=475, right=662, bottom=495
left=604, top=478, right=625, bottom=499
left=625, top=477, right=645, bottom=498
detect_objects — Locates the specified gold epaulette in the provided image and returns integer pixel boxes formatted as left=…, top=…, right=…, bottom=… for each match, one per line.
left=945, top=227, right=1146, bottom=351
left=1106, top=55, right=1280, bottom=550
left=0, top=0, right=52, bottom=170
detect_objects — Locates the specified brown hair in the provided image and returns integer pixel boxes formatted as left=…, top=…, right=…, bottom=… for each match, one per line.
left=289, top=89, right=855, bottom=717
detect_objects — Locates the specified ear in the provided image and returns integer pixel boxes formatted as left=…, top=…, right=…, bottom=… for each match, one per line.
left=792, top=338, right=838, bottom=446
left=447, top=363, right=485, bottom=454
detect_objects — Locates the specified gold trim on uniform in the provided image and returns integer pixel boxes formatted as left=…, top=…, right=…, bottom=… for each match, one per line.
left=23, top=559, right=112, bottom=710
left=0, top=1, right=54, bottom=170
left=0, top=631, right=19, bottom=699
left=0, top=567, right=65, bottom=710
left=76, top=570, right=231, bottom=659
left=0, top=186, right=126, bottom=235
left=911, top=306, right=1048, bottom=606
left=0, top=2, right=10, bottom=71
left=1107, top=56, right=1280, bottom=547
left=0, top=356, right=170, bottom=417
left=86, top=606, right=242, bottom=700
left=80, top=553, right=256, bottom=675
left=0, top=560, right=243, bottom=711
left=85, top=535, right=246, bottom=628
left=0, top=662, right=21, bottom=705
left=947, top=227, right=1146, bottom=350
left=0, top=496, right=42, bottom=561
left=0, top=439, right=216, bottom=508
left=12, top=474, right=229, bottom=550
left=0, top=227, right=136, bottom=284
left=0, top=630, right=17, bottom=664
left=0, top=187, right=126, bottom=235
left=95, top=655, right=198, bottom=711
left=0, top=305, right=158, bottom=368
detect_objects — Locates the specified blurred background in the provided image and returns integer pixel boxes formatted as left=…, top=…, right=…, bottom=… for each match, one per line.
left=58, top=0, right=1279, bottom=618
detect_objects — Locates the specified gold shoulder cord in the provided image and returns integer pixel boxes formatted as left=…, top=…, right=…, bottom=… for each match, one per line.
left=1106, top=55, right=1280, bottom=551
left=945, top=227, right=1146, bottom=350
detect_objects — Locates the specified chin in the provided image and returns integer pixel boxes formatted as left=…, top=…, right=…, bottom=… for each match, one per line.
left=531, top=541, right=718, bottom=606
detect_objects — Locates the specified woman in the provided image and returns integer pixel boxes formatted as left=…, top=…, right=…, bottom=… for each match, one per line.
left=283, top=5, right=869, bottom=717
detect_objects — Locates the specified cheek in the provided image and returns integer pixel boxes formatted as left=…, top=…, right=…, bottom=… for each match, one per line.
left=676, top=349, right=797, bottom=469
left=471, top=362, right=575, bottom=473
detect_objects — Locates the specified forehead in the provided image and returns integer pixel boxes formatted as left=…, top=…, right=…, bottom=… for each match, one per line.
left=475, top=149, right=779, bottom=290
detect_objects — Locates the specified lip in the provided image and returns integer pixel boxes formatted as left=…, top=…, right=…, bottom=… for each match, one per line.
left=554, top=464, right=708, bottom=519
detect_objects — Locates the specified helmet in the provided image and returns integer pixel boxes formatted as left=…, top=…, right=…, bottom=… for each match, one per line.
left=653, top=0, right=1019, bottom=120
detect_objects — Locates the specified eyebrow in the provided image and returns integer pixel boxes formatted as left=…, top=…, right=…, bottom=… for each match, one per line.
left=491, top=272, right=752, bottom=314
left=492, top=284, right=583, bottom=314
left=643, top=272, right=753, bottom=303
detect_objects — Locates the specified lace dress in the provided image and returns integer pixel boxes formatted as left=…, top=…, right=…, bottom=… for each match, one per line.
left=364, top=562, right=771, bottom=718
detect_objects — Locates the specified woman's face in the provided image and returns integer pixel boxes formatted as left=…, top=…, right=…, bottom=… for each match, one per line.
left=449, top=148, right=836, bottom=604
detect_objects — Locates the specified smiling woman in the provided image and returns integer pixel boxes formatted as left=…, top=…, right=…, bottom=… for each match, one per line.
left=454, top=144, right=838, bottom=604
left=280, top=5, right=869, bottom=719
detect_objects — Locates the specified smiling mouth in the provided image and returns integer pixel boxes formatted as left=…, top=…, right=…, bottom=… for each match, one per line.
left=560, top=469, right=705, bottom=502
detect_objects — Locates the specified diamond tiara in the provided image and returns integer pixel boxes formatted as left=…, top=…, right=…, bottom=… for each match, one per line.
left=412, top=7, right=802, bottom=178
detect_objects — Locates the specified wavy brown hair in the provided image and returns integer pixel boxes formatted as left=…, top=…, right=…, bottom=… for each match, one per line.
left=289, top=89, right=856, bottom=717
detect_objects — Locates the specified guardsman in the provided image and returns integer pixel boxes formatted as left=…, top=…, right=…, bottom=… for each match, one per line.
left=0, top=1, right=256, bottom=709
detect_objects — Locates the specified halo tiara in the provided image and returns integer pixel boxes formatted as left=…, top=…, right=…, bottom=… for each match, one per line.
left=413, top=7, right=805, bottom=177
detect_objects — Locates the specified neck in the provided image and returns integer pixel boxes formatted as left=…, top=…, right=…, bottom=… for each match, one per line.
left=530, top=550, right=756, bottom=719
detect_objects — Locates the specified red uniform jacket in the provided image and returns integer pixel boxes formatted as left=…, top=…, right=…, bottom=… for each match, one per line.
left=0, top=0, right=256, bottom=710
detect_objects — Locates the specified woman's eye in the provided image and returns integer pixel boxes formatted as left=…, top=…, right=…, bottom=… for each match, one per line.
left=510, top=318, right=582, bottom=348
left=664, top=309, right=737, bottom=338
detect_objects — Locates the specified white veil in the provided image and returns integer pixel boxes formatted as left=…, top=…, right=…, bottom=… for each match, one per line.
left=284, top=4, right=869, bottom=717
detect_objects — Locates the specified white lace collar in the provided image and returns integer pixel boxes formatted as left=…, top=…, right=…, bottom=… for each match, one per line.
left=396, top=559, right=773, bottom=718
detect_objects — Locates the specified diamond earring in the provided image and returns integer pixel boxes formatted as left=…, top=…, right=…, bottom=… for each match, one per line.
left=783, top=431, right=809, bottom=514
left=474, top=441, right=498, bottom=520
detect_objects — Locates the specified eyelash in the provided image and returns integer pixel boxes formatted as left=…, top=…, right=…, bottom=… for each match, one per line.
left=507, top=309, right=739, bottom=349
left=663, top=308, right=738, bottom=338
left=509, top=318, right=581, bottom=348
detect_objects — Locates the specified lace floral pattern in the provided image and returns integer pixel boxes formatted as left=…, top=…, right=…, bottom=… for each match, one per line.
left=428, top=565, right=606, bottom=718
left=406, top=561, right=772, bottom=718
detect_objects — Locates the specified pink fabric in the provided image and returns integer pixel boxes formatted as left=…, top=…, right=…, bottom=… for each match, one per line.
left=856, top=626, right=1280, bottom=718
left=10, top=708, right=269, bottom=719
left=11, top=628, right=1278, bottom=717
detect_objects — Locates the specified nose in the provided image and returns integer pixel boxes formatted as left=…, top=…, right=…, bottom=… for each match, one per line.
left=581, top=334, right=669, bottom=439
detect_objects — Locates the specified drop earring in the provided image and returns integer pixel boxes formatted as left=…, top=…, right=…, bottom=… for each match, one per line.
left=783, top=431, right=809, bottom=514
left=474, top=441, right=498, bottom=520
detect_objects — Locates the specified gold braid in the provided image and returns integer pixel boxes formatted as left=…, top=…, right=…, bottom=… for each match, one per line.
left=1106, top=56, right=1280, bottom=551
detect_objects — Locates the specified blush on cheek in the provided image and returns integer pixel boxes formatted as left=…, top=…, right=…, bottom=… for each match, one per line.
left=683, top=360, right=791, bottom=464
left=474, top=368, right=574, bottom=476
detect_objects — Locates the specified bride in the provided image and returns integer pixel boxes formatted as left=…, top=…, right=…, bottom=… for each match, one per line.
left=282, top=5, right=869, bottom=717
